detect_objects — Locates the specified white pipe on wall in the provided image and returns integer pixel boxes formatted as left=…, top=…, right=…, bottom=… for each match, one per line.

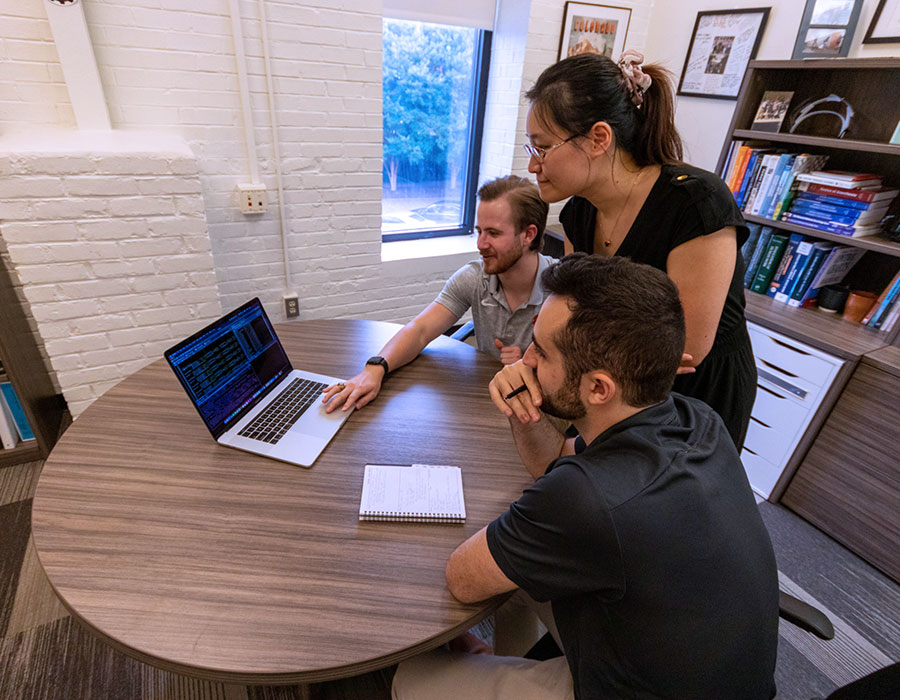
left=228, top=0, right=261, bottom=185
left=43, top=0, right=112, bottom=130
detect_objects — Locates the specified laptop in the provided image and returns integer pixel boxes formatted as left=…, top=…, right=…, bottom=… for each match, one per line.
left=164, top=298, right=352, bottom=467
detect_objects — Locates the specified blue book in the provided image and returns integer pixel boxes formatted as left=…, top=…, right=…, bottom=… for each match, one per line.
left=741, top=223, right=763, bottom=269
left=757, top=153, right=792, bottom=219
left=767, top=233, right=805, bottom=298
left=792, top=192, right=873, bottom=211
left=788, top=204, right=866, bottom=227
left=775, top=238, right=816, bottom=303
left=781, top=212, right=875, bottom=236
left=869, top=274, right=900, bottom=328
left=788, top=243, right=834, bottom=307
left=744, top=226, right=774, bottom=288
left=736, top=152, right=762, bottom=208
left=763, top=154, right=797, bottom=219
left=0, top=382, right=34, bottom=441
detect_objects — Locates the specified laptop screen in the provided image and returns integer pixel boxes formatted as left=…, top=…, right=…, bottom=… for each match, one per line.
left=165, top=298, right=291, bottom=438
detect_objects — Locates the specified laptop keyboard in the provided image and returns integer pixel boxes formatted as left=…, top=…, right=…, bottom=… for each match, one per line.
left=238, top=377, right=328, bottom=444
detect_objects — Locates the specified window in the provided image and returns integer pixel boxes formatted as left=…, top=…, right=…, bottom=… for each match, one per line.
left=382, top=19, right=491, bottom=242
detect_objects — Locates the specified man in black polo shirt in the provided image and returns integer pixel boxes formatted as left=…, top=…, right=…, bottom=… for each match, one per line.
left=392, top=254, right=779, bottom=700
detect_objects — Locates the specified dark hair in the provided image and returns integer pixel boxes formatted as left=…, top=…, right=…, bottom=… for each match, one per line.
left=477, top=175, right=549, bottom=251
left=540, top=253, right=685, bottom=406
left=525, top=53, right=683, bottom=167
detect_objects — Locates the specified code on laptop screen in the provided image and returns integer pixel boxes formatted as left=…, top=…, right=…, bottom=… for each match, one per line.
left=165, top=299, right=291, bottom=437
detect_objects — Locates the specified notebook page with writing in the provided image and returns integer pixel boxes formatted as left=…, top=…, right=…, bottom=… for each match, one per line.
left=359, top=464, right=465, bottom=522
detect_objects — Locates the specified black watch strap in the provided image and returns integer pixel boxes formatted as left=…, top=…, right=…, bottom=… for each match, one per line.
left=365, top=355, right=390, bottom=376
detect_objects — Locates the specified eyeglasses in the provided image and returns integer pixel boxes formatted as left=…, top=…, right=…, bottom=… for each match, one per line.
left=523, top=135, right=578, bottom=162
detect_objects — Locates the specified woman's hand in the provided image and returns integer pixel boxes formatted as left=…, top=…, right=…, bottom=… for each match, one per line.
left=494, top=339, right=524, bottom=365
left=488, top=360, right=543, bottom=424
left=321, top=367, right=384, bottom=413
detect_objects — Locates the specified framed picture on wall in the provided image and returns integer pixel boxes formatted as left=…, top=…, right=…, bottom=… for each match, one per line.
left=677, top=8, right=770, bottom=100
left=792, top=0, right=863, bottom=58
left=863, top=0, right=900, bottom=43
left=557, top=2, right=632, bottom=62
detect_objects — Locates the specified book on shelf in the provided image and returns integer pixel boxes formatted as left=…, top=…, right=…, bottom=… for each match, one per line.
left=796, top=171, right=883, bottom=189
left=726, top=143, right=754, bottom=192
left=744, top=226, right=774, bottom=288
left=740, top=223, right=763, bottom=269
left=781, top=212, right=881, bottom=238
left=787, top=202, right=888, bottom=227
left=748, top=154, right=783, bottom=216
left=0, top=382, right=34, bottom=442
left=358, top=464, right=466, bottom=523
left=775, top=237, right=817, bottom=303
left=750, top=233, right=789, bottom=294
left=879, top=297, right=900, bottom=333
left=736, top=149, right=775, bottom=208
left=755, top=153, right=793, bottom=218
left=771, top=154, right=830, bottom=220
left=799, top=246, right=867, bottom=307
left=0, top=393, right=18, bottom=450
left=796, top=181, right=900, bottom=203
left=767, top=233, right=805, bottom=299
left=862, top=269, right=900, bottom=326
left=721, top=139, right=742, bottom=182
left=866, top=273, right=900, bottom=329
left=787, top=242, right=835, bottom=307
left=791, top=193, right=891, bottom=217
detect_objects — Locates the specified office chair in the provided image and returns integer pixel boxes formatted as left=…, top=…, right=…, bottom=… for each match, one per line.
left=448, top=320, right=475, bottom=342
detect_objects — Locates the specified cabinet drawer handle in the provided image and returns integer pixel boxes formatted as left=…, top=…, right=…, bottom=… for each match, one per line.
left=751, top=416, right=771, bottom=429
left=771, top=337, right=811, bottom=356
left=757, top=384, right=787, bottom=400
left=760, top=358, right=799, bottom=378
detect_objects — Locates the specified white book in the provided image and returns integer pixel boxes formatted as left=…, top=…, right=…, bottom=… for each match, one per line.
left=750, top=155, right=780, bottom=216
left=0, top=396, right=19, bottom=449
left=359, top=464, right=466, bottom=523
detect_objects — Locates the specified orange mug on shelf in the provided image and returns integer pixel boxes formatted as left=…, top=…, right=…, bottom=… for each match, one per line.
left=842, top=290, right=878, bottom=324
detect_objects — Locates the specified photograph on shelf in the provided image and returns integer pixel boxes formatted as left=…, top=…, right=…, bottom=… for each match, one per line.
left=792, top=0, right=863, bottom=59
left=677, top=8, right=770, bottom=100
left=557, top=2, right=632, bottom=61
left=751, top=90, right=794, bottom=132
left=863, top=0, right=900, bottom=44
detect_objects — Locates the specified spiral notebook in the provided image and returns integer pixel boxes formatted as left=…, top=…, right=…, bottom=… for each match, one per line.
left=359, top=464, right=466, bottom=523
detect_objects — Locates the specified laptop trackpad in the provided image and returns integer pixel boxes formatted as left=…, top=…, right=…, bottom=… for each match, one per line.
left=292, top=400, right=351, bottom=437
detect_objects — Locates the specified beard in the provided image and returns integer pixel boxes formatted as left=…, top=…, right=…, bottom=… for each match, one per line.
left=540, top=374, right=586, bottom=421
left=482, top=239, right=525, bottom=275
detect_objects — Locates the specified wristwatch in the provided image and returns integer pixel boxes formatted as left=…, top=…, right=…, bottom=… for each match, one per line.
left=365, top=355, right=390, bottom=376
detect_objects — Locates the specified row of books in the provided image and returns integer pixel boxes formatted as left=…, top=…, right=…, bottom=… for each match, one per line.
left=742, top=224, right=864, bottom=308
left=0, top=381, right=35, bottom=450
left=722, top=142, right=899, bottom=236
left=863, top=268, right=900, bottom=331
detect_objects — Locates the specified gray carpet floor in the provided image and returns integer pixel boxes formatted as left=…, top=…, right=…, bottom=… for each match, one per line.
left=1, top=458, right=897, bottom=699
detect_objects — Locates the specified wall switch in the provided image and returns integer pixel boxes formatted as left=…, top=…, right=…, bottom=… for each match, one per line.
left=236, top=184, right=268, bottom=214
left=283, top=294, right=299, bottom=318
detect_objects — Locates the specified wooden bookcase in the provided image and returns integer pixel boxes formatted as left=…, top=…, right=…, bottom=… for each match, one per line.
left=716, top=58, right=900, bottom=361
left=0, top=255, right=68, bottom=468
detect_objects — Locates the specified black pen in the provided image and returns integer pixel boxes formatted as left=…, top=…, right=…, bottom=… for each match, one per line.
left=504, top=384, right=527, bottom=400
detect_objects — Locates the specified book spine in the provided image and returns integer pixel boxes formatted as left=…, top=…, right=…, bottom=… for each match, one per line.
left=782, top=212, right=864, bottom=236
left=744, top=227, right=773, bottom=288
left=749, top=155, right=778, bottom=215
left=0, top=383, right=34, bottom=441
left=767, top=234, right=803, bottom=298
left=740, top=223, right=762, bottom=269
left=745, top=155, right=773, bottom=213
left=764, top=155, right=795, bottom=219
left=750, top=234, right=788, bottom=294
left=879, top=297, right=900, bottom=333
left=788, top=246, right=831, bottom=307
left=869, top=275, right=900, bottom=328
left=776, top=239, right=815, bottom=303
left=788, top=205, right=865, bottom=226
left=800, top=182, right=888, bottom=203
left=797, top=174, right=882, bottom=188
left=862, top=269, right=900, bottom=325
left=0, top=397, right=18, bottom=450
left=793, top=193, right=873, bottom=211
left=729, top=146, right=751, bottom=193
left=736, top=152, right=761, bottom=208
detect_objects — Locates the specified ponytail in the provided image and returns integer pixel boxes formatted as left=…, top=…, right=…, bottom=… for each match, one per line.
left=632, top=63, right=682, bottom=165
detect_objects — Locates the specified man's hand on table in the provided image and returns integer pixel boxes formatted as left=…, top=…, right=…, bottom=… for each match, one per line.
left=321, top=366, right=384, bottom=413
left=489, top=359, right=544, bottom=424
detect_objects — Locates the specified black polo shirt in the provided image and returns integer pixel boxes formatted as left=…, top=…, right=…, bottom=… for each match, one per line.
left=486, top=394, right=778, bottom=700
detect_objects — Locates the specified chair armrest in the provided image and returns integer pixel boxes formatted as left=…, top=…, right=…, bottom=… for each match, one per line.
left=779, top=590, right=834, bottom=640
left=449, top=320, right=475, bottom=341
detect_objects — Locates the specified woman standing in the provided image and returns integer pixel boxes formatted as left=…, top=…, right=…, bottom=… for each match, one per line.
left=524, top=51, right=755, bottom=449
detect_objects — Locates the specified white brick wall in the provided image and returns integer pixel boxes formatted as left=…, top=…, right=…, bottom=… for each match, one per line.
left=0, top=131, right=221, bottom=417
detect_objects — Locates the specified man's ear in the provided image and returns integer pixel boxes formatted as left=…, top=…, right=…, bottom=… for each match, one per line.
left=586, top=121, right=613, bottom=157
left=520, top=224, right=539, bottom=248
left=584, top=370, right=616, bottom=406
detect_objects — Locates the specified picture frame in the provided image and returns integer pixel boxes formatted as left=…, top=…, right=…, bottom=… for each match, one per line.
left=557, top=2, right=632, bottom=62
left=677, top=8, right=770, bottom=100
left=863, top=0, right=900, bottom=44
left=751, top=90, right=794, bottom=132
left=792, top=0, right=863, bottom=59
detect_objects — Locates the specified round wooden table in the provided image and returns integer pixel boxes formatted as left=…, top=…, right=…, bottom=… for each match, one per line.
left=31, top=320, right=532, bottom=684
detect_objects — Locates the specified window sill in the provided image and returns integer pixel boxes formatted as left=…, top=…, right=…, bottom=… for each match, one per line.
left=381, top=234, right=478, bottom=274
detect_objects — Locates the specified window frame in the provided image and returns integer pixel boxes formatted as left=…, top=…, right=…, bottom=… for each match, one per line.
left=381, top=26, right=492, bottom=243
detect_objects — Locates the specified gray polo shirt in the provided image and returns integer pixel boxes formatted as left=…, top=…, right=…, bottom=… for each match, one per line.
left=434, top=253, right=555, bottom=362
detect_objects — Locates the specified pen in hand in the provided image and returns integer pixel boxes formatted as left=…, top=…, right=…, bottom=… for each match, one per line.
left=504, top=385, right=527, bottom=401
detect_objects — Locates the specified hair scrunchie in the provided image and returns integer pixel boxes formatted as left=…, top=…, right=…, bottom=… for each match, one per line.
left=617, top=50, right=652, bottom=108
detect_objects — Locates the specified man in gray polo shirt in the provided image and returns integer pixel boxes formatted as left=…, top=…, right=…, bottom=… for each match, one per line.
left=322, top=175, right=553, bottom=413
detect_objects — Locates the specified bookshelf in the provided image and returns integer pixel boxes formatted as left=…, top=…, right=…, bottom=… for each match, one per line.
left=717, top=58, right=900, bottom=358
left=0, top=255, right=68, bottom=468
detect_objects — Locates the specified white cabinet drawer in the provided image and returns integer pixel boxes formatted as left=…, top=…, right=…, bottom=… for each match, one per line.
left=748, top=324, right=840, bottom=388
left=744, top=414, right=802, bottom=466
left=751, top=382, right=808, bottom=436
left=740, top=448, right=784, bottom=498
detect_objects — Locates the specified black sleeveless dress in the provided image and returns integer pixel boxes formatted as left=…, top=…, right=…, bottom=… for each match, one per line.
left=560, top=163, right=757, bottom=449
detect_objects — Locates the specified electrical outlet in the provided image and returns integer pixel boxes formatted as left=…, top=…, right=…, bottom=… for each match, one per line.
left=284, top=295, right=299, bottom=319
left=236, top=184, right=268, bottom=214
